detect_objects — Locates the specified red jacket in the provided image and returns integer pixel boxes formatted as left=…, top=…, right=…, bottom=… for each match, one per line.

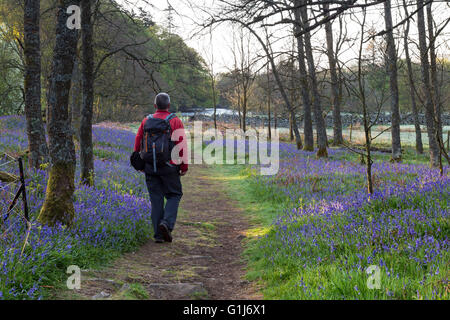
left=134, top=110, right=188, bottom=172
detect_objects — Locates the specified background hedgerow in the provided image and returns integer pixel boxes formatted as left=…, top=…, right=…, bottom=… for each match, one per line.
left=0, top=116, right=151, bottom=300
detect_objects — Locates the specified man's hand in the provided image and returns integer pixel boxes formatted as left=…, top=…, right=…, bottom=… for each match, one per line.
left=179, top=170, right=187, bottom=176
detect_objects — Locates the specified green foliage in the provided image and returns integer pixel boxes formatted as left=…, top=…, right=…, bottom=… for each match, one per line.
left=0, top=38, right=23, bottom=116
left=153, top=27, right=212, bottom=110
left=0, top=0, right=212, bottom=120
left=121, top=283, right=150, bottom=300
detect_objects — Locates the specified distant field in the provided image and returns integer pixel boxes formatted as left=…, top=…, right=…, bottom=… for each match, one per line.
left=115, top=119, right=450, bottom=149
left=275, top=125, right=450, bottom=147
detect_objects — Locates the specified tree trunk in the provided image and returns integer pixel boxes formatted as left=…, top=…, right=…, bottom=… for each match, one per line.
left=289, top=112, right=294, bottom=141
left=300, top=2, right=327, bottom=157
left=263, top=52, right=302, bottom=149
left=274, top=104, right=277, bottom=130
left=426, top=3, right=443, bottom=141
left=323, top=3, right=343, bottom=146
left=94, top=96, right=100, bottom=123
left=237, top=100, right=242, bottom=129
left=242, top=87, right=247, bottom=133
left=39, top=0, right=79, bottom=227
left=71, top=57, right=82, bottom=140
left=289, top=60, right=295, bottom=142
left=349, top=118, right=353, bottom=143
left=80, top=0, right=95, bottom=186
left=293, top=0, right=313, bottom=151
left=24, top=0, right=49, bottom=168
left=267, top=63, right=272, bottom=140
left=416, top=0, right=440, bottom=167
left=358, top=8, right=373, bottom=194
left=384, top=0, right=402, bottom=162
left=402, top=0, right=423, bottom=154
left=266, top=56, right=302, bottom=149
left=212, top=76, right=217, bottom=130
left=237, top=83, right=242, bottom=129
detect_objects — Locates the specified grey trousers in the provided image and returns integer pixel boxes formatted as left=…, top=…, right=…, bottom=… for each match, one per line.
left=145, top=166, right=183, bottom=240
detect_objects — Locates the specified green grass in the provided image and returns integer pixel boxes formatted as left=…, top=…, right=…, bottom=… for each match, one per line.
left=212, top=147, right=449, bottom=300
left=93, top=147, right=122, bottom=161
left=211, top=165, right=288, bottom=288
left=128, top=123, right=141, bottom=134
left=178, top=221, right=216, bottom=230
left=120, top=283, right=150, bottom=300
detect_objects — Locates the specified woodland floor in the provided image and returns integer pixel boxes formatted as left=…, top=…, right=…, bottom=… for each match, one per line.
left=56, top=164, right=262, bottom=300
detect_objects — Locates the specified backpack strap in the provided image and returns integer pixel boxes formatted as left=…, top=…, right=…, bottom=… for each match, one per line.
left=146, top=113, right=174, bottom=122
left=164, top=113, right=176, bottom=123
left=164, top=113, right=176, bottom=134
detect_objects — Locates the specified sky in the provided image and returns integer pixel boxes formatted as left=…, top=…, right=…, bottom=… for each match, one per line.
left=118, top=0, right=450, bottom=73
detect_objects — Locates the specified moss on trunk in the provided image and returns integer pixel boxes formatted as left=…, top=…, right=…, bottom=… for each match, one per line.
left=316, top=147, right=328, bottom=158
left=39, top=162, right=75, bottom=227
left=303, top=144, right=314, bottom=152
left=390, top=155, right=402, bottom=163
left=81, top=169, right=94, bottom=187
left=331, top=139, right=343, bottom=147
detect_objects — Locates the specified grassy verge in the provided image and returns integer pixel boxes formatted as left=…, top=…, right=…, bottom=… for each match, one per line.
left=212, top=144, right=449, bottom=300
left=211, top=165, right=287, bottom=292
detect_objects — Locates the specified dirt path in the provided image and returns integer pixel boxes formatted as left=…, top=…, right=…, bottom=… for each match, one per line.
left=61, top=164, right=261, bottom=300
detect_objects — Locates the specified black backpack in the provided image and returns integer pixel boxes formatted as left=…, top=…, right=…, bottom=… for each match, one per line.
left=140, top=113, right=176, bottom=172
left=130, top=151, right=145, bottom=171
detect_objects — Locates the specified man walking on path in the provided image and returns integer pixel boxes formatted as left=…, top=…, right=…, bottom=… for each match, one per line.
left=134, top=93, right=188, bottom=243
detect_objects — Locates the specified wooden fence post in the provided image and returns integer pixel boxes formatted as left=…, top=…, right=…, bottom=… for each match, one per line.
left=18, top=157, right=29, bottom=222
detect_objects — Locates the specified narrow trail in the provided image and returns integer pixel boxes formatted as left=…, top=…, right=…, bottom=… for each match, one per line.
left=62, top=164, right=261, bottom=300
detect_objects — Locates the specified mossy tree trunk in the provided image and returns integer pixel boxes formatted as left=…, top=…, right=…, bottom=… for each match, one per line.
left=39, top=0, right=80, bottom=227
left=80, top=0, right=95, bottom=186
left=24, top=0, right=49, bottom=169
left=40, top=163, right=75, bottom=226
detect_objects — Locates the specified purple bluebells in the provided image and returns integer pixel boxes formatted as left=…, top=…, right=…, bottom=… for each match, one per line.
left=251, top=141, right=449, bottom=299
left=0, top=116, right=151, bottom=300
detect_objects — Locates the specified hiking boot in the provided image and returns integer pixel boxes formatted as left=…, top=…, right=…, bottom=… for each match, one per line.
left=154, top=238, right=164, bottom=243
left=159, top=223, right=172, bottom=243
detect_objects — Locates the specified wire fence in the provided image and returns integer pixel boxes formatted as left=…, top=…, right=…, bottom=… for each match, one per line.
left=0, top=154, right=31, bottom=257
